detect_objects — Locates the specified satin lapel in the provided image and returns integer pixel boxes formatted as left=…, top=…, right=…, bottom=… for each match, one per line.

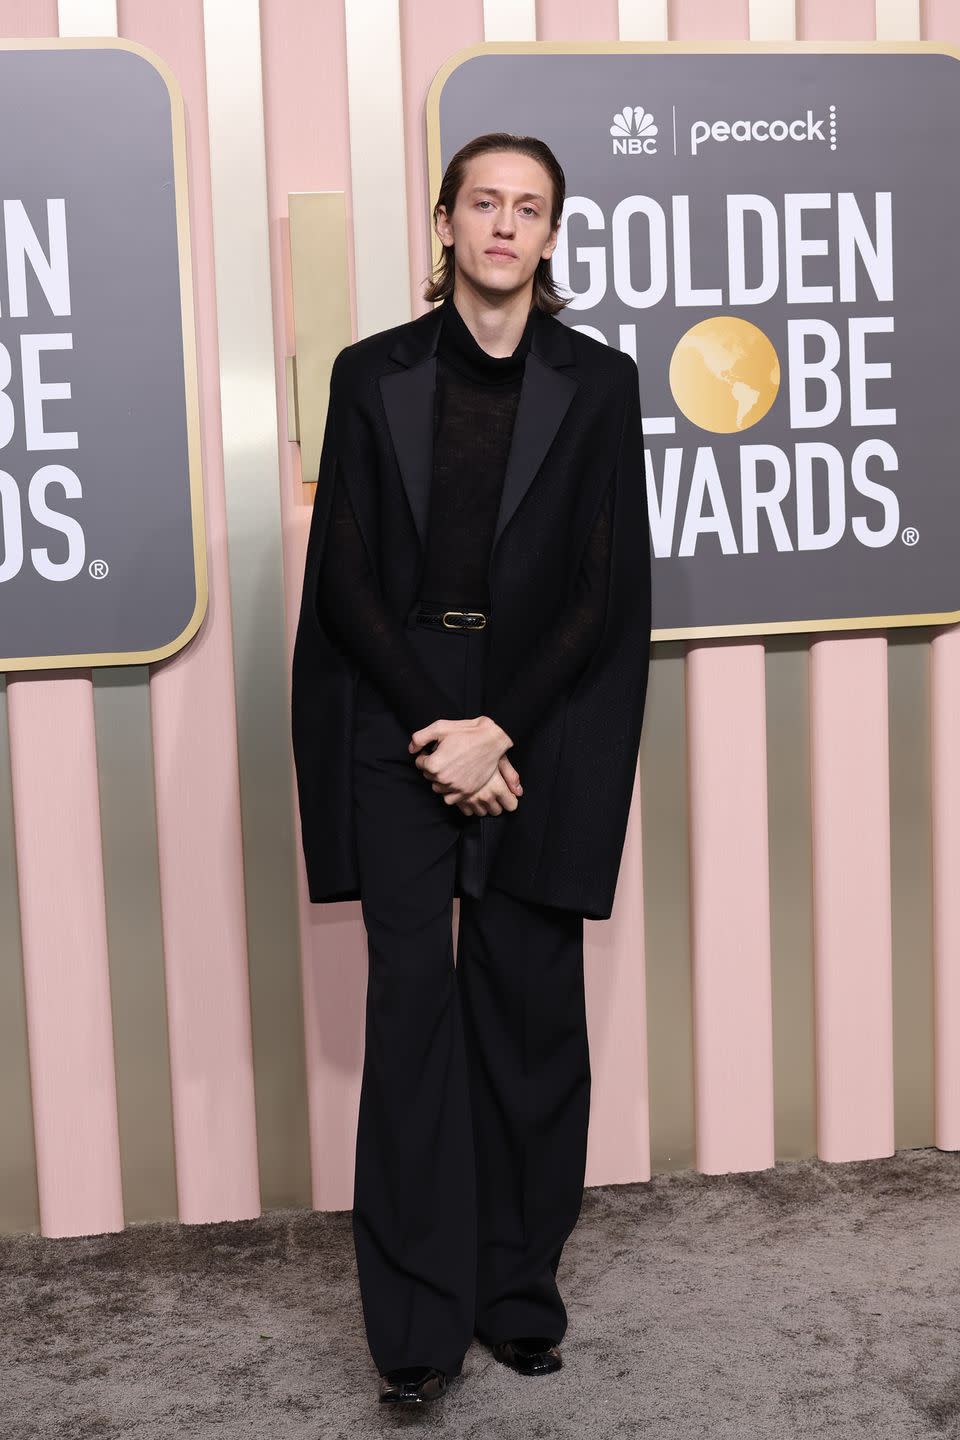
left=378, top=355, right=436, bottom=553
left=377, top=302, right=579, bottom=561
left=491, top=354, right=578, bottom=551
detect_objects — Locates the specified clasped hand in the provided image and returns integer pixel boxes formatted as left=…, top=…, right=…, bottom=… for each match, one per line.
left=408, top=716, right=522, bottom=816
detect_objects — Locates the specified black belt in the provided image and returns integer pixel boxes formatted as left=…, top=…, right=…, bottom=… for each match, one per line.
left=414, top=603, right=489, bottom=632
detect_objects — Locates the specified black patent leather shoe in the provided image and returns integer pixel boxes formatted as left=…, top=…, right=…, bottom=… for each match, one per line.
left=491, top=1336, right=563, bottom=1375
left=378, top=1364, right=447, bottom=1404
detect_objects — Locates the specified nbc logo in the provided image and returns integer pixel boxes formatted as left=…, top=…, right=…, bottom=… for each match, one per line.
left=610, top=105, right=659, bottom=156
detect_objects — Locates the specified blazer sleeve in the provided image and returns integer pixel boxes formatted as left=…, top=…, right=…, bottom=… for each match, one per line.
left=485, top=353, right=651, bottom=920
left=486, top=478, right=612, bottom=748
left=311, top=360, right=462, bottom=736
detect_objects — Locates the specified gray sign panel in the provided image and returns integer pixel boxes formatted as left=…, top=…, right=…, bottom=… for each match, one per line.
left=430, top=45, right=960, bottom=638
left=0, top=40, right=206, bottom=670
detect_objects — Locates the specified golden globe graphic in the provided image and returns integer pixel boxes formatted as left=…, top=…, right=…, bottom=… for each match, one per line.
left=669, top=318, right=781, bottom=434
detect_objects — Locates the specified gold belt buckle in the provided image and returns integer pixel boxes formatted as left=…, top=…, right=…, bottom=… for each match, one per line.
left=442, top=609, right=486, bottom=630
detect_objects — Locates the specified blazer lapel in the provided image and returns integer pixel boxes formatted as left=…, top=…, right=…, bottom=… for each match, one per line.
left=378, top=301, right=579, bottom=560
left=493, top=346, right=578, bottom=549
left=378, top=336, right=438, bottom=555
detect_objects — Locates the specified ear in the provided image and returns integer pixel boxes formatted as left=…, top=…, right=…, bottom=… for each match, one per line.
left=435, top=205, right=453, bottom=247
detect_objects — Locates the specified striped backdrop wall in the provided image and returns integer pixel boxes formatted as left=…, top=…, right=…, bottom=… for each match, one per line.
left=0, top=0, right=955, bottom=1239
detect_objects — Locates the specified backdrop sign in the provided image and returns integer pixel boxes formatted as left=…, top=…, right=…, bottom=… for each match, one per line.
left=429, top=43, right=960, bottom=639
left=0, top=40, right=206, bottom=671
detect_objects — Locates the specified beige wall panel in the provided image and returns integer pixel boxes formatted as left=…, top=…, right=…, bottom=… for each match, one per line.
left=748, top=0, right=796, bottom=40
left=875, top=0, right=921, bottom=40
left=617, top=0, right=668, bottom=39
left=57, top=0, right=115, bottom=33
left=483, top=0, right=535, bottom=40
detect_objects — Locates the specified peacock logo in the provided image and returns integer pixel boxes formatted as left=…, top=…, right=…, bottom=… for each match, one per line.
left=610, top=105, right=659, bottom=156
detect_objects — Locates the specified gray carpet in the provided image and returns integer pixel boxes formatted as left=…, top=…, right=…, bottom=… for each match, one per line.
left=3, top=1147, right=960, bottom=1438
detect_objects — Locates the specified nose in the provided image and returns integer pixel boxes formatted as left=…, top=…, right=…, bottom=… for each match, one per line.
left=493, top=213, right=515, bottom=237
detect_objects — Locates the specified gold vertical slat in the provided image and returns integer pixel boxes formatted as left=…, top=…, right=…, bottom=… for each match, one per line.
left=92, top=670, right=178, bottom=1222
left=288, top=192, right=352, bottom=486
left=765, top=640, right=817, bottom=1160
left=640, top=647, right=697, bottom=1173
left=614, top=0, right=696, bottom=1178
left=888, top=635, right=935, bottom=1148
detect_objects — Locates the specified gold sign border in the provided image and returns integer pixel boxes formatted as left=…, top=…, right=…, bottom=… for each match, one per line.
left=425, top=40, right=960, bottom=641
left=0, top=37, right=208, bottom=672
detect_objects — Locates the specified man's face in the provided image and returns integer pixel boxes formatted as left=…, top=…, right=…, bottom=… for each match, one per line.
left=435, top=151, right=559, bottom=301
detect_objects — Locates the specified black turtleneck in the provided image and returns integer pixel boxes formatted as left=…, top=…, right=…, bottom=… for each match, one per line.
left=418, top=297, right=535, bottom=610
left=314, top=298, right=612, bottom=751
left=438, top=292, right=534, bottom=385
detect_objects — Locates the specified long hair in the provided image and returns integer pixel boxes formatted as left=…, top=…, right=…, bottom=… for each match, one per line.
left=423, top=132, right=569, bottom=314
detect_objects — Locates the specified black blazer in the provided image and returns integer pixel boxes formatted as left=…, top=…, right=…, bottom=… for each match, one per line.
left=291, top=301, right=651, bottom=920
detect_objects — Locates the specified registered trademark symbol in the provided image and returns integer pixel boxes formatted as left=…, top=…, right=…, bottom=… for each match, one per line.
left=901, top=527, right=919, bottom=546
left=88, top=559, right=109, bottom=578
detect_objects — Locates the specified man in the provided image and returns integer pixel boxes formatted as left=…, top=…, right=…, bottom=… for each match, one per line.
left=291, top=132, right=651, bottom=1407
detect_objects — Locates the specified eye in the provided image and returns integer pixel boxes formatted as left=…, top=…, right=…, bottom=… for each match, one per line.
left=520, top=206, right=538, bottom=217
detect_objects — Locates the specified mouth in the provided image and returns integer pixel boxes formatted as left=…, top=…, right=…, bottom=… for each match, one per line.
left=485, top=248, right=517, bottom=259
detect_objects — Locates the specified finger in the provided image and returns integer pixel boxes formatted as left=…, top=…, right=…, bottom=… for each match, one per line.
left=472, top=786, right=506, bottom=817
left=490, top=779, right=519, bottom=812
left=498, top=758, right=523, bottom=794
left=458, top=789, right=490, bottom=815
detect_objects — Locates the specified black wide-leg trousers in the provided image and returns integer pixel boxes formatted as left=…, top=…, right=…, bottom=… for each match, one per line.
left=350, top=603, right=592, bottom=1379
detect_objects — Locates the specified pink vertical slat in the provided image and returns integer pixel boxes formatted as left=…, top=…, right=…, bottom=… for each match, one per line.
left=538, top=0, right=621, bottom=40
left=920, top=0, right=960, bottom=1150
left=117, top=0, right=260, bottom=1222
left=809, top=638, right=894, bottom=1159
left=2, top=1, right=124, bottom=1241
left=686, top=645, right=775, bottom=1172
left=797, top=0, right=876, bottom=37
left=585, top=766, right=651, bottom=1182
left=671, top=0, right=748, bottom=42
left=797, top=2, right=895, bottom=1164
left=8, top=676, right=124, bottom=1238
left=932, top=628, right=960, bottom=1146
